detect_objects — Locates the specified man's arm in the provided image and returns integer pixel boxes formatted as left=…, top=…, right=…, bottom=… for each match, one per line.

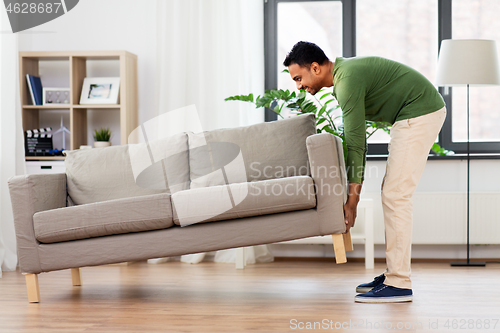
left=335, top=77, right=367, bottom=231
left=335, top=77, right=367, bottom=185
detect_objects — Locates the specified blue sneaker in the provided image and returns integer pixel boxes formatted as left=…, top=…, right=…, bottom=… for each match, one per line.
left=355, top=284, right=413, bottom=303
left=356, top=273, right=385, bottom=293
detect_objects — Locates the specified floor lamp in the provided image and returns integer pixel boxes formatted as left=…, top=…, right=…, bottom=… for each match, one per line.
left=436, top=39, right=500, bottom=267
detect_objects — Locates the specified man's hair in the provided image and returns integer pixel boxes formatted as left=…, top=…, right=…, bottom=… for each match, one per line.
left=283, top=41, right=329, bottom=67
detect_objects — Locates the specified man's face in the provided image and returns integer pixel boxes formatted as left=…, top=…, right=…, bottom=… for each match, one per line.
left=288, top=63, right=323, bottom=95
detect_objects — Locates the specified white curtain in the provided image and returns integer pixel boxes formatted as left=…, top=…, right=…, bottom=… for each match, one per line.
left=155, top=0, right=273, bottom=265
left=155, top=0, right=265, bottom=129
left=0, top=11, right=24, bottom=277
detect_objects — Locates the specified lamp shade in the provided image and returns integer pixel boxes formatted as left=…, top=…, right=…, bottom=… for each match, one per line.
left=436, top=39, right=500, bottom=86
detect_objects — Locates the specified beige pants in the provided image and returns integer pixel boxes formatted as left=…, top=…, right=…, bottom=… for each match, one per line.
left=381, top=107, right=447, bottom=289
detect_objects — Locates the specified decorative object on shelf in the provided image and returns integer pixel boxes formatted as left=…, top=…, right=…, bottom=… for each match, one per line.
left=79, top=77, right=120, bottom=105
left=79, top=145, right=92, bottom=150
left=93, top=127, right=112, bottom=148
left=42, top=88, right=70, bottom=105
left=53, top=116, right=71, bottom=150
left=25, top=127, right=53, bottom=156
left=25, top=74, right=43, bottom=105
left=94, top=142, right=111, bottom=148
left=436, top=39, right=500, bottom=267
left=48, top=148, right=65, bottom=156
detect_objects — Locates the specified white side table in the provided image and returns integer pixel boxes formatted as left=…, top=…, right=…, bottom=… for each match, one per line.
left=235, top=198, right=375, bottom=269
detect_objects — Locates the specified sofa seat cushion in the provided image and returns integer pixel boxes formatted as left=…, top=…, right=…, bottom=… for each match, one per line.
left=33, top=193, right=174, bottom=244
left=172, top=176, right=316, bottom=226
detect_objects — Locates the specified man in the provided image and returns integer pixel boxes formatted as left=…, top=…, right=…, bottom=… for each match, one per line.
left=283, top=41, right=446, bottom=303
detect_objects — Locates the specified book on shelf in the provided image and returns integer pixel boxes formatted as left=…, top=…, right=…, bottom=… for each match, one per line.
left=26, top=74, right=43, bottom=105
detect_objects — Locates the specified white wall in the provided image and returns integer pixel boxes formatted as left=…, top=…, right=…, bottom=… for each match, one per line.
left=271, top=158, right=500, bottom=260
left=363, top=158, right=500, bottom=244
left=18, top=0, right=158, bottom=146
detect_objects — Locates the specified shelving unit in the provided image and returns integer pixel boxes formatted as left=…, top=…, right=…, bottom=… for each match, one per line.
left=19, top=51, right=138, bottom=161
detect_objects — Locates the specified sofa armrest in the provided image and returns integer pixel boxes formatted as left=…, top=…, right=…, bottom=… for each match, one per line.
left=306, top=133, right=347, bottom=235
left=7, top=173, right=67, bottom=273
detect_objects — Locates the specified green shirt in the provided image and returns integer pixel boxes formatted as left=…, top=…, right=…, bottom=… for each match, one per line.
left=332, top=56, right=445, bottom=184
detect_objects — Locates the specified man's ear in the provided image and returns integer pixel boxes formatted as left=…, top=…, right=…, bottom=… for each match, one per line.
left=310, top=62, right=321, bottom=74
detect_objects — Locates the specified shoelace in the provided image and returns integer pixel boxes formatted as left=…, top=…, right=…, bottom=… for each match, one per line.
left=372, top=284, right=388, bottom=293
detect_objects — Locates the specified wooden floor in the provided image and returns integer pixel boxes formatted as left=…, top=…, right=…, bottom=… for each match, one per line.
left=1, top=260, right=499, bottom=332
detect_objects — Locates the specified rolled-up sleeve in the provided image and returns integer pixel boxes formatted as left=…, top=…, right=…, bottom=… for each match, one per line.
left=334, top=77, right=367, bottom=184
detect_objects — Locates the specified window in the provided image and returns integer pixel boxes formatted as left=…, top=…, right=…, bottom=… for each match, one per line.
left=357, top=0, right=438, bottom=144
left=277, top=1, right=343, bottom=118
left=264, top=0, right=354, bottom=122
left=264, top=0, right=500, bottom=155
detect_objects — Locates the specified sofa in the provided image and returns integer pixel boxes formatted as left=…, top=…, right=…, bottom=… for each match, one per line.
left=8, top=113, right=351, bottom=303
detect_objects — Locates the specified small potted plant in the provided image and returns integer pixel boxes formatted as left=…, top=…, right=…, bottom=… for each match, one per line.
left=93, top=127, right=112, bottom=148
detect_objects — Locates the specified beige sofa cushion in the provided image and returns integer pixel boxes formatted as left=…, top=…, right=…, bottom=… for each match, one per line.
left=188, top=113, right=316, bottom=189
left=33, top=193, right=174, bottom=243
left=172, top=176, right=316, bottom=226
left=65, top=133, right=189, bottom=205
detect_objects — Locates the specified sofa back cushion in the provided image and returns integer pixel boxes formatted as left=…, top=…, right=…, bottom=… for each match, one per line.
left=65, top=133, right=189, bottom=205
left=188, top=113, right=316, bottom=189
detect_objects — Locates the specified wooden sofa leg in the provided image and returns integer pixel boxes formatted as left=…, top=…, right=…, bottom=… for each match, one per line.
left=332, top=234, right=347, bottom=264
left=343, top=230, right=354, bottom=252
left=71, top=268, right=82, bottom=286
left=24, top=273, right=40, bottom=303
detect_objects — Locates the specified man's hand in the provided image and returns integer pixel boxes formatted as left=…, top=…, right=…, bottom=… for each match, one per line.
left=343, top=182, right=362, bottom=233
left=343, top=200, right=357, bottom=232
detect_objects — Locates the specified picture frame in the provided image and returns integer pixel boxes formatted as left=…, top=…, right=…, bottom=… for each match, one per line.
left=43, top=88, right=70, bottom=105
left=79, top=77, right=120, bottom=105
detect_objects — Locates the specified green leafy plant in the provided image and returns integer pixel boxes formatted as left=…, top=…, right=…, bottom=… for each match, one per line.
left=431, top=142, right=453, bottom=155
left=93, top=127, right=112, bottom=142
left=225, top=85, right=452, bottom=157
